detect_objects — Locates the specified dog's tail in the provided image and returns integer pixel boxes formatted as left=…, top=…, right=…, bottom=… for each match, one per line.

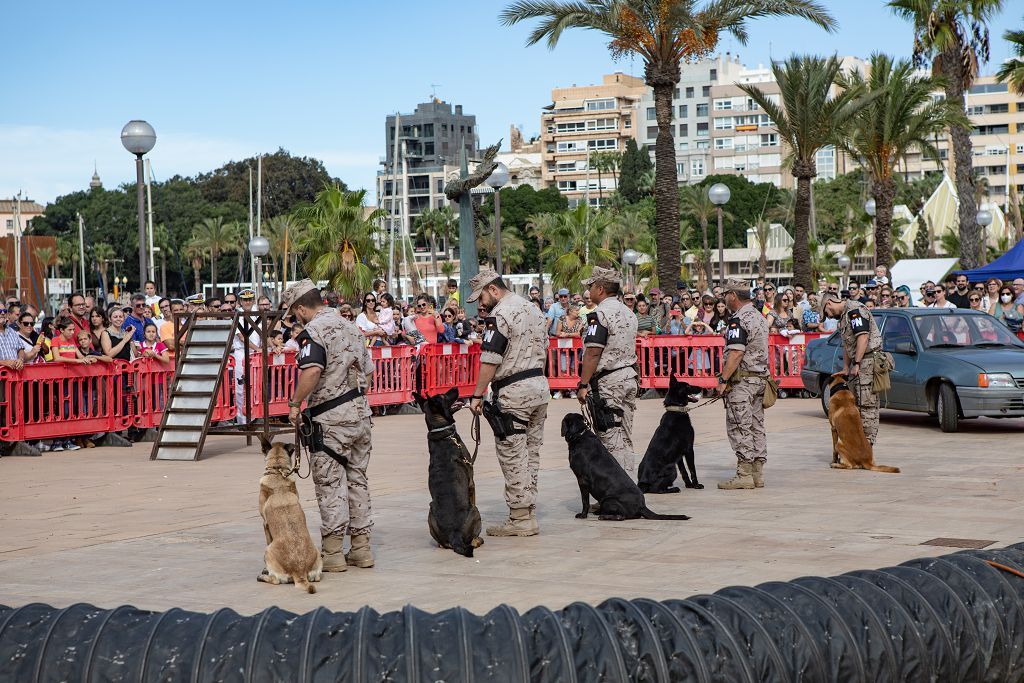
left=640, top=506, right=691, bottom=521
left=294, top=575, right=317, bottom=594
left=450, top=531, right=474, bottom=558
left=869, top=464, right=901, bottom=474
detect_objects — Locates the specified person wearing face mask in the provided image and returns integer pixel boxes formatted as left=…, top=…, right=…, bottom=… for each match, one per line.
left=820, top=291, right=883, bottom=449
left=989, top=286, right=1024, bottom=333
left=947, top=274, right=971, bottom=308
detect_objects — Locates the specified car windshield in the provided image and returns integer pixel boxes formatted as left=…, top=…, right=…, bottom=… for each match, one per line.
left=912, top=314, right=1024, bottom=349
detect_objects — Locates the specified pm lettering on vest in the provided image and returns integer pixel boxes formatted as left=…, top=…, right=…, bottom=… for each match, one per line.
left=725, top=318, right=748, bottom=345
left=849, top=310, right=866, bottom=333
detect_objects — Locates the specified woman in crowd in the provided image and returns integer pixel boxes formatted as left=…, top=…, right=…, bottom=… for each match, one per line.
left=557, top=303, right=585, bottom=338
left=968, top=291, right=987, bottom=313
left=665, top=303, right=688, bottom=335
left=439, top=308, right=464, bottom=343
left=338, top=304, right=355, bottom=321
left=766, top=292, right=794, bottom=332
left=635, top=299, right=660, bottom=337
left=355, top=293, right=389, bottom=346
left=760, top=283, right=777, bottom=316
left=982, top=277, right=1002, bottom=310
left=104, top=308, right=134, bottom=361
left=695, top=295, right=716, bottom=324
left=623, top=292, right=637, bottom=314
left=16, top=310, right=46, bottom=362
left=990, top=285, right=1024, bottom=332
left=709, top=299, right=730, bottom=334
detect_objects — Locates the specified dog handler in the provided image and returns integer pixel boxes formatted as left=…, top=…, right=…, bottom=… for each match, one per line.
left=821, top=291, right=883, bottom=446
left=468, top=269, right=549, bottom=537
left=282, top=279, right=376, bottom=571
left=576, top=266, right=640, bottom=473
left=715, top=278, right=770, bottom=490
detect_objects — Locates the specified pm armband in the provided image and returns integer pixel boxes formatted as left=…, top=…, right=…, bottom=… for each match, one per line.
left=724, top=317, right=748, bottom=345
left=480, top=317, right=509, bottom=355
left=583, top=312, right=609, bottom=345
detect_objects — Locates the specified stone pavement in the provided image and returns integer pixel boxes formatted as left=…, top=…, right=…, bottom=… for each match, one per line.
left=1, top=398, right=1021, bottom=617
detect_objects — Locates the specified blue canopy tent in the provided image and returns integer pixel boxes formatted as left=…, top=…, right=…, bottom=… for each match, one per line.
left=955, top=238, right=1024, bottom=281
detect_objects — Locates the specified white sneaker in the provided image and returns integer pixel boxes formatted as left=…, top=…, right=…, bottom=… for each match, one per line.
left=38, top=441, right=51, bottom=452
left=51, top=441, right=64, bottom=452
left=552, top=391, right=563, bottom=399
left=64, top=440, right=81, bottom=451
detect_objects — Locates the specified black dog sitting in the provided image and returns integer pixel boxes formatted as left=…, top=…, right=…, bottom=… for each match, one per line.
left=414, top=388, right=483, bottom=557
left=561, top=413, right=690, bottom=522
left=637, top=375, right=703, bottom=493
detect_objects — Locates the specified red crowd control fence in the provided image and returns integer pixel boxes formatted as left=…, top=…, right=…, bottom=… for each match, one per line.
left=418, top=342, right=481, bottom=398
left=133, top=356, right=237, bottom=428
left=638, top=335, right=724, bottom=389
left=769, top=333, right=827, bottom=390
left=369, top=345, right=416, bottom=406
left=0, top=361, right=134, bottom=442
left=546, top=337, right=584, bottom=391
left=247, top=352, right=298, bottom=420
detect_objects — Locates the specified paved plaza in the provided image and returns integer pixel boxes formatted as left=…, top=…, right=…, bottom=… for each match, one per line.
left=1, top=398, right=1022, bottom=617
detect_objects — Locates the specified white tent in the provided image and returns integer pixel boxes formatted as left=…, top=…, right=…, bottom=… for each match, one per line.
left=890, top=257, right=960, bottom=305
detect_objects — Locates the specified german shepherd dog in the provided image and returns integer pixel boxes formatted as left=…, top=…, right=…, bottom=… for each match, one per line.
left=828, top=375, right=900, bottom=473
left=561, top=413, right=691, bottom=521
left=257, top=441, right=322, bottom=593
left=414, top=388, right=484, bottom=557
left=637, top=376, right=703, bottom=493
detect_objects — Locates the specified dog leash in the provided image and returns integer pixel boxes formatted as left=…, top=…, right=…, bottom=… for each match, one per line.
left=289, top=417, right=312, bottom=479
left=469, top=412, right=481, bottom=465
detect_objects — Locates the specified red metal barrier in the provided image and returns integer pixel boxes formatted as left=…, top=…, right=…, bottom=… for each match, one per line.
left=769, top=333, right=826, bottom=390
left=369, top=345, right=416, bottom=406
left=0, top=361, right=133, bottom=442
left=546, top=337, right=583, bottom=390
left=638, top=335, right=724, bottom=389
left=247, top=352, right=297, bottom=419
left=133, top=356, right=237, bottom=428
left=418, top=342, right=481, bottom=398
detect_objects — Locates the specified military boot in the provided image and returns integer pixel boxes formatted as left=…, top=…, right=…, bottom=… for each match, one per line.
left=321, top=534, right=347, bottom=572
left=717, top=461, right=755, bottom=490
left=346, top=533, right=374, bottom=568
left=486, top=507, right=539, bottom=537
left=751, top=460, right=766, bottom=488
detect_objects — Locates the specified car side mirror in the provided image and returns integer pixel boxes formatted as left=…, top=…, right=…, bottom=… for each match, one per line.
left=892, top=341, right=916, bottom=355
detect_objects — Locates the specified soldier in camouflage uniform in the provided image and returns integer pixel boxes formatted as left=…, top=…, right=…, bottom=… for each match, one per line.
left=468, top=269, right=549, bottom=537
left=715, top=278, right=770, bottom=490
left=576, top=267, right=639, bottom=473
left=821, top=293, right=882, bottom=445
left=283, top=279, right=375, bottom=572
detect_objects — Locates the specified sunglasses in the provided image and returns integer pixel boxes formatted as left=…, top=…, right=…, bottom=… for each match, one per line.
left=828, top=287, right=838, bottom=292
left=969, top=297, right=981, bottom=302
left=416, top=303, right=427, bottom=308
left=0, top=309, right=7, bottom=314
left=19, top=320, right=33, bottom=327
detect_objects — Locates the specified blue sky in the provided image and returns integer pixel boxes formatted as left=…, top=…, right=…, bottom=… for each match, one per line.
left=1, top=0, right=1017, bottom=204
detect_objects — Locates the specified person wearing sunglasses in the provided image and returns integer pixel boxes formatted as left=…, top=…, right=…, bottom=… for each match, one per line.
left=893, top=286, right=913, bottom=308
left=122, top=293, right=154, bottom=344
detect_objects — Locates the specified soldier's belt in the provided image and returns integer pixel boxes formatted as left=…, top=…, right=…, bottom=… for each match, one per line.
left=590, top=365, right=633, bottom=387
left=732, top=370, right=769, bottom=381
left=491, top=368, right=544, bottom=395
left=306, top=387, right=364, bottom=418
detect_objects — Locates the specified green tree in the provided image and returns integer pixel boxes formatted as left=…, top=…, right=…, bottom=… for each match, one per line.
left=152, top=224, right=174, bottom=295
left=696, top=174, right=789, bottom=247
left=294, top=186, right=385, bottom=298
left=56, top=237, right=79, bottom=281
left=738, top=55, right=871, bottom=288
left=836, top=53, right=967, bottom=269
left=679, top=185, right=730, bottom=288
left=184, top=239, right=206, bottom=295
left=617, top=138, right=652, bottom=204
left=502, top=0, right=835, bottom=296
left=996, top=23, right=1024, bottom=94
left=539, top=204, right=616, bottom=292
left=913, top=213, right=932, bottom=258
left=190, top=217, right=237, bottom=297
left=92, top=243, right=116, bottom=297
left=890, top=0, right=1005, bottom=268
left=477, top=216, right=527, bottom=273
left=416, top=207, right=457, bottom=287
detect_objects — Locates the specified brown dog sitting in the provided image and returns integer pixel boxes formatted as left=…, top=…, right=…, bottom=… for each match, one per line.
left=257, top=441, right=323, bottom=592
left=828, top=375, right=900, bottom=474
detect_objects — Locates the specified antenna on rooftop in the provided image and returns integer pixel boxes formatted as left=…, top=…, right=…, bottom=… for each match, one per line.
left=430, top=84, right=442, bottom=101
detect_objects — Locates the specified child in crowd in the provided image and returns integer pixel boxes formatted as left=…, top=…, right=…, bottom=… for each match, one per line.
left=77, top=331, right=113, bottom=363
left=284, top=321, right=304, bottom=352
left=136, top=323, right=170, bottom=364
left=269, top=329, right=287, bottom=366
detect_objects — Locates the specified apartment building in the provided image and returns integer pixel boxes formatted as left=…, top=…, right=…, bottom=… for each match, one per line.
left=540, top=72, right=647, bottom=208
left=636, top=54, right=747, bottom=184
left=898, top=75, right=1024, bottom=211
left=0, top=198, right=44, bottom=239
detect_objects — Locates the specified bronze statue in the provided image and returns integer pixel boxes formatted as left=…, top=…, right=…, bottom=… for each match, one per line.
left=444, top=141, right=502, bottom=201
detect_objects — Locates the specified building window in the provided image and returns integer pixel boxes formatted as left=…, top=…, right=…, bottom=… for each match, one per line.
left=424, top=142, right=434, bottom=155
left=702, top=85, right=711, bottom=97
left=714, top=116, right=734, bottom=130
left=691, top=159, right=705, bottom=178
left=968, top=82, right=1008, bottom=95
left=647, top=125, right=659, bottom=139
left=679, top=123, right=688, bottom=137
left=556, top=140, right=586, bottom=153
left=678, top=141, right=689, bottom=150
left=673, top=88, right=680, bottom=99
left=647, top=106, right=656, bottom=120
left=588, top=138, right=618, bottom=150
left=423, top=124, right=434, bottom=137
left=710, top=68, right=718, bottom=81
left=696, top=140, right=710, bottom=150
left=686, top=87, right=694, bottom=98
left=697, top=123, right=709, bottom=137
left=624, top=117, right=631, bottom=128
left=586, top=98, right=616, bottom=111
left=815, top=145, right=836, bottom=180
left=678, top=104, right=688, bottom=118
left=558, top=180, right=579, bottom=191
left=557, top=121, right=587, bottom=133
left=714, top=137, right=734, bottom=149
left=4, top=219, right=12, bottom=230
left=714, top=98, right=733, bottom=111
left=696, top=103, right=709, bottom=117
left=1017, top=144, right=1024, bottom=154
left=436, top=179, right=444, bottom=193
left=760, top=133, right=779, bottom=147
left=590, top=118, right=617, bottom=131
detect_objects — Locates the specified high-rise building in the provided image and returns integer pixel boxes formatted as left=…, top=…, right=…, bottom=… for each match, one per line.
left=636, top=54, right=747, bottom=184
left=540, top=72, right=647, bottom=208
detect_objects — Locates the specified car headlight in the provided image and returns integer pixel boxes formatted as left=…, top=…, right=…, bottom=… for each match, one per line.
left=978, top=373, right=1016, bottom=388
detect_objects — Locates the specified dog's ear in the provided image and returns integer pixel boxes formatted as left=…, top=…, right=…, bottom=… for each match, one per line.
left=259, top=436, right=272, bottom=454
left=444, top=387, right=460, bottom=405
left=412, top=391, right=425, bottom=407
left=283, top=443, right=295, bottom=456
left=669, top=374, right=679, bottom=388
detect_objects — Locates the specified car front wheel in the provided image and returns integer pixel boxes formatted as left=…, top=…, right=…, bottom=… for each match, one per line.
left=820, top=376, right=832, bottom=418
left=937, top=383, right=959, bottom=433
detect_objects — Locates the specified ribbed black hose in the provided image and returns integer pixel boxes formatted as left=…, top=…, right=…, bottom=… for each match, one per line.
left=2, top=542, right=1022, bottom=682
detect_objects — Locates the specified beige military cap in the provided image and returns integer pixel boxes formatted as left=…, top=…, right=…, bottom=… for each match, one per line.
left=721, top=278, right=751, bottom=295
left=580, top=266, right=622, bottom=287
left=819, top=290, right=844, bottom=316
left=466, top=269, right=503, bottom=303
left=281, top=278, right=319, bottom=311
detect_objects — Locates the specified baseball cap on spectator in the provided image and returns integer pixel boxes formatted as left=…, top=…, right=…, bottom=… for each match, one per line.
left=649, top=287, right=662, bottom=298
left=557, top=288, right=570, bottom=297
left=865, top=279, right=878, bottom=288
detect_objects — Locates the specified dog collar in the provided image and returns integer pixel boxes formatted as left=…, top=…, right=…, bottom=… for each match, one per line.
left=564, top=428, right=589, bottom=444
left=427, top=423, right=457, bottom=440
left=664, top=405, right=692, bottom=414
left=263, top=467, right=294, bottom=478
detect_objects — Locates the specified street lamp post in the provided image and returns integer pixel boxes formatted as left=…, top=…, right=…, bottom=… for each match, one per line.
left=249, top=236, right=271, bottom=300
left=485, top=162, right=510, bottom=274
left=864, top=198, right=877, bottom=267
left=622, top=249, right=640, bottom=292
left=708, top=183, right=731, bottom=285
left=976, top=207, right=993, bottom=265
left=121, top=121, right=156, bottom=286
left=837, top=254, right=851, bottom=290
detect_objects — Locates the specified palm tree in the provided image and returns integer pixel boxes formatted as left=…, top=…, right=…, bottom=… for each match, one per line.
left=679, top=185, right=730, bottom=289
left=152, top=224, right=174, bottom=296
left=477, top=216, right=527, bottom=273
left=996, top=23, right=1024, bottom=94
left=539, top=204, right=616, bottom=292
left=836, top=53, right=967, bottom=269
left=183, top=239, right=206, bottom=295
left=190, top=217, right=236, bottom=297
left=738, top=55, right=871, bottom=288
left=56, top=237, right=79, bottom=281
left=264, top=214, right=305, bottom=290
left=92, top=243, right=116, bottom=297
left=526, top=212, right=560, bottom=291
left=939, top=227, right=960, bottom=256
left=889, top=0, right=1005, bottom=268
left=293, top=185, right=386, bottom=299
left=750, top=219, right=772, bottom=280
left=416, top=207, right=457, bottom=291
left=33, top=246, right=54, bottom=310
left=501, top=0, right=836, bottom=297
left=604, top=208, right=652, bottom=260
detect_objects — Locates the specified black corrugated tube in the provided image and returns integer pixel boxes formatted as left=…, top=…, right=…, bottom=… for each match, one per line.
left=2, top=542, right=1023, bottom=682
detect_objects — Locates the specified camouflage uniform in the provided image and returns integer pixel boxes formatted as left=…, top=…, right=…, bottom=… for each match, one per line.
left=479, top=291, right=549, bottom=509
left=584, top=290, right=639, bottom=472
left=298, top=306, right=375, bottom=538
left=837, top=299, right=882, bottom=444
left=723, top=301, right=770, bottom=464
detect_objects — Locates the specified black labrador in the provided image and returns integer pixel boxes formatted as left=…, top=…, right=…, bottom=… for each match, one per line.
left=561, top=413, right=690, bottom=521
left=637, top=376, right=703, bottom=493
left=414, top=388, right=483, bottom=557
